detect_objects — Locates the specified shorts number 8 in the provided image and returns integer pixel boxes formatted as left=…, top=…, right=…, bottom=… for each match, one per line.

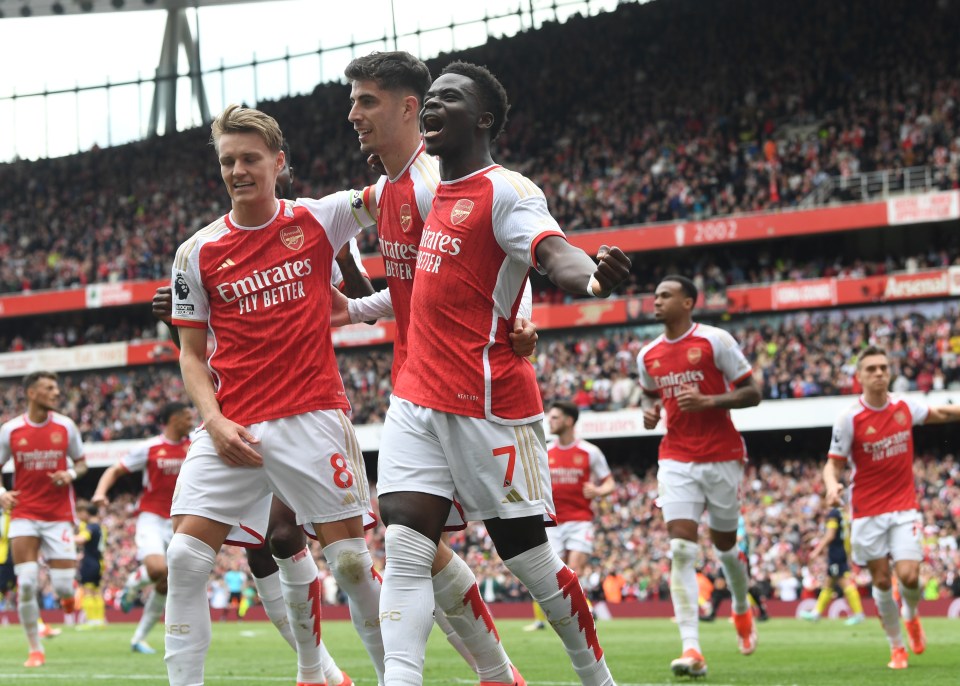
left=330, top=453, right=354, bottom=489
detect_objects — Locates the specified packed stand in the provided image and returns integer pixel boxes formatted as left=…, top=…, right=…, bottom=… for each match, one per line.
left=2, top=1, right=960, bottom=295
left=5, top=454, right=955, bottom=613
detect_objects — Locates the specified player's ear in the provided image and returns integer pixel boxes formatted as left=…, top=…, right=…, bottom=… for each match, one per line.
left=477, top=111, right=494, bottom=132
left=404, top=95, right=420, bottom=119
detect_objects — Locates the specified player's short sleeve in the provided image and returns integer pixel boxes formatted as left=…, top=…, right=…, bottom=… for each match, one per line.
left=828, top=411, right=855, bottom=460
left=0, top=422, right=11, bottom=466
left=120, top=443, right=149, bottom=473
left=411, top=157, right=439, bottom=221
left=637, top=345, right=658, bottom=392
left=297, top=188, right=377, bottom=256
left=517, top=279, right=533, bottom=320
left=171, top=236, right=211, bottom=329
left=902, top=396, right=930, bottom=425
left=488, top=171, right=565, bottom=273
left=585, top=442, right=612, bottom=482
left=707, top=327, right=753, bottom=384
left=67, top=420, right=84, bottom=462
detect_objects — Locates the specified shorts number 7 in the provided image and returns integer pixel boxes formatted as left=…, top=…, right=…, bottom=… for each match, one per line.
left=491, top=445, right=517, bottom=488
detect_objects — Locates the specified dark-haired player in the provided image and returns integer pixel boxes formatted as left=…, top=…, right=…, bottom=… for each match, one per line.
left=93, top=401, right=193, bottom=654
left=373, top=61, right=629, bottom=686
left=639, top=275, right=762, bottom=677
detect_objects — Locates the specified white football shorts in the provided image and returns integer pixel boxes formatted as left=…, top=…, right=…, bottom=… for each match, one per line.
left=656, top=459, right=743, bottom=532
left=171, top=409, right=374, bottom=547
left=8, top=518, right=76, bottom=561
left=377, top=396, right=556, bottom=524
left=135, top=511, right=174, bottom=560
left=850, top=509, right=923, bottom=566
left=546, top=519, right=595, bottom=555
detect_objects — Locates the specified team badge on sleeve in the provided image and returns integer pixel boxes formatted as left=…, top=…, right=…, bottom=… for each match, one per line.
left=351, top=190, right=364, bottom=209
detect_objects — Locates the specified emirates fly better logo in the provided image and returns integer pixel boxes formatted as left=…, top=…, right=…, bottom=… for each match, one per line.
left=280, top=225, right=304, bottom=250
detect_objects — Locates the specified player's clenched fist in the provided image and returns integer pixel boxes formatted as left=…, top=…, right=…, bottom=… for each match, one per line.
left=590, top=245, right=632, bottom=297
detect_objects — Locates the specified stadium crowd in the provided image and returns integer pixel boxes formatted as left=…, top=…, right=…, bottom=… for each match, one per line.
left=4, top=454, right=957, bottom=614
left=1, top=0, right=959, bottom=294
left=2, top=303, right=960, bottom=436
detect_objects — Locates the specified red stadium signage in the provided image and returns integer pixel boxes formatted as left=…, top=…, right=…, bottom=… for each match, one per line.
left=728, top=266, right=960, bottom=312
left=887, top=190, right=960, bottom=225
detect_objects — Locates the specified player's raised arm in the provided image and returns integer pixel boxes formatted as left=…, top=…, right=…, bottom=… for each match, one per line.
left=922, top=403, right=960, bottom=424
left=535, top=238, right=631, bottom=298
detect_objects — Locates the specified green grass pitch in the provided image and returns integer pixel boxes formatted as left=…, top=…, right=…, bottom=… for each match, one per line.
left=0, top=618, right=958, bottom=685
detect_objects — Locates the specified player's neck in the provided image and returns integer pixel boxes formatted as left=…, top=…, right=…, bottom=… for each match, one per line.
left=380, top=133, right=424, bottom=179
left=664, top=318, right=694, bottom=341
left=438, top=145, right=495, bottom=182
left=162, top=427, right=184, bottom=443
left=556, top=430, right=576, bottom=446
left=230, top=198, right=279, bottom=228
left=862, top=390, right=889, bottom=409
left=26, top=405, right=50, bottom=424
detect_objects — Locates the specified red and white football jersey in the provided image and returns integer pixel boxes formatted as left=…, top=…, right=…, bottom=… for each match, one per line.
left=0, top=412, right=85, bottom=522
left=120, top=434, right=191, bottom=519
left=828, top=394, right=927, bottom=519
left=392, top=164, right=564, bottom=424
left=548, top=439, right=611, bottom=523
left=374, top=142, right=439, bottom=383
left=638, top=323, right=753, bottom=463
left=171, top=193, right=376, bottom=427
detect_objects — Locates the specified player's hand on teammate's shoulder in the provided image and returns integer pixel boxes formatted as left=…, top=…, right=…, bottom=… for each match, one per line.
left=367, top=154, right=387, bottom=176
left=510, top=317, right=538, bottom=357
left=205, top=415, right=263, bottom=468
left=591, top=245, right=632, bottom=297
left=152, top=286, right=173, bottom=323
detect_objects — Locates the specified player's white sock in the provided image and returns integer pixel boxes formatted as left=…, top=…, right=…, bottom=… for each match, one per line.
left=49, top=567, right=76, bottom=605
left=164, top=533, right=216, bottom=686
left=502, top=542, right=614, bottom=686
left=253, top=570, right=297, bottom=651
left=320, top=641, right=345, bottom=685
left=669, top=538, right=701, bottom=653
left=125, top=564, right=152, bottom=594
left=900, top=582, right=921, bottom=621
left=434, top=608, right=479, bottom=673
left=14, top=562, right=43, bottom=653
left=276, top=549, right=325, bottom=684
left=433, top=554, right=511, bottom=682
left=324, top=536, right=386, bottom=685
left=379, top=525, right=437, bottom=686
left=872, top=585, right=904, bottom=649
left=715, top=545, right=750, bottom=614
left=132, top=589, right=166, bottom=644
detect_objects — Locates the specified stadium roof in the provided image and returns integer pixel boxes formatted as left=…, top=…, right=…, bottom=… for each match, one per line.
left=0, top=0, right=264, bottom=20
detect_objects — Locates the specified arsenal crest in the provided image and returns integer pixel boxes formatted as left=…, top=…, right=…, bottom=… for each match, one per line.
left=400, top=204, right=413, bottom=233
left=687, top=347, right=702, bottom=365
left=894, top=410, right=908, bottom=426
left=451, top=198, right=474, bottom=225
left=51, top=432, right=63, bottom=444
left=280, top=225, right=304, bottom=251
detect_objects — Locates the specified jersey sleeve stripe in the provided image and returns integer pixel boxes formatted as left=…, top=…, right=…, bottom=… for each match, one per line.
left=174, top=219, right=226, bottom=271
left=170, top=318, right=207, bottom=329
left=827, top=453, right=848, bottom=461
left=732, top=370, right=753, bottom=385
left=412, top=158, right=439, bottom=193
left=529, top=230, right=566, bottom=270
left=494, top=168, right=530, bottom=199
